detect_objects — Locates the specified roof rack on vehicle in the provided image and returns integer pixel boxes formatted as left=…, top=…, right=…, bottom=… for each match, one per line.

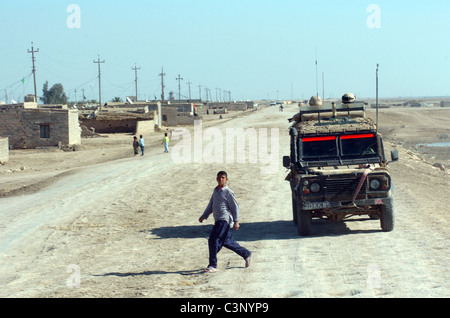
left=289, top=94, right=367, bottom=123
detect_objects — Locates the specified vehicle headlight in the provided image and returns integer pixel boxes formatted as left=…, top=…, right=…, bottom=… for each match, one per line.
left=310, top=182, right=321, bottom=193
left=369, top=179, right=381, bottom=190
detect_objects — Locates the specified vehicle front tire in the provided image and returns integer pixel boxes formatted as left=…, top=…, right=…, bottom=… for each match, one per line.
left=380, top=200, right=394, bottom=232
left=292, top=193, right=298, bottom=224
left=296, top=205, right=312, bottom=236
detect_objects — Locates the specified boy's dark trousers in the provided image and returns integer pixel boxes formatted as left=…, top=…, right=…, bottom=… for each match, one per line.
left=208, top=220, right=251, bottom=268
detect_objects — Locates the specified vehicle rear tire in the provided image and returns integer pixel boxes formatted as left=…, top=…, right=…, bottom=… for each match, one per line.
left=380, top=200, right=394, bottom=232
left=296, top=205, right=312, bottom=236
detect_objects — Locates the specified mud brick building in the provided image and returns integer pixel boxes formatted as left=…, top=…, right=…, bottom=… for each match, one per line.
left=0, top=102, right=81, bottom=149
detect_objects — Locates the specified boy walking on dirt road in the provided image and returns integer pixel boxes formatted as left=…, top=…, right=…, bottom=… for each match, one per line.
left=199, top=171, right=252, bottom=272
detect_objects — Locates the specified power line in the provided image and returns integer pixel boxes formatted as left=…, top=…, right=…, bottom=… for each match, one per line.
left=1, top=72, right=33, bottom=90
left=2, top=73, right=33, bottom=103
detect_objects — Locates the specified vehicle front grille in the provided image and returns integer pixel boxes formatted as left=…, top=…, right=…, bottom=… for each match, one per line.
left=325, top=175, right=366, bottom=200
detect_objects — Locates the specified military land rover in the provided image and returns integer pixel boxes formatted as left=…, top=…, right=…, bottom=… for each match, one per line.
left=283, top=94, right=399, bottom=236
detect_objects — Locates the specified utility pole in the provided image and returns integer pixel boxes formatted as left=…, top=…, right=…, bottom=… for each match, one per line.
left=175, top=74, right=183, bottom=100
left=159, top=67, right=166, bottom=104
left=198, top=84, right=202, bottom=101
left=186, top=81, right=192, bottom=101
left=93, top=55, right=105, bottom=110
left=28, top=42, right=39, bottom=103
left=132, top=63, right=140, bottom=102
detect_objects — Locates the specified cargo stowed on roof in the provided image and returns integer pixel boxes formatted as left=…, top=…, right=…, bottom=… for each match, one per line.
left=296, top=116, right=376, bottom=135
left=290, top=99, right=376, bottom=136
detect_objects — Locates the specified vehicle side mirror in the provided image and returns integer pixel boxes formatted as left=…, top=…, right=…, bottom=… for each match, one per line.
left=390, top=149, right=399, bottom=163
left=283, top=156, right=291, bottom=168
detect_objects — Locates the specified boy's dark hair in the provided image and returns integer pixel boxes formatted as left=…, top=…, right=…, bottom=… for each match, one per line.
left=217, top=171, right=228, bottom=178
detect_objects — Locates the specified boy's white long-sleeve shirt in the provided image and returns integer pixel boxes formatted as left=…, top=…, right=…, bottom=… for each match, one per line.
left=201, top=186, right=239, bottom=225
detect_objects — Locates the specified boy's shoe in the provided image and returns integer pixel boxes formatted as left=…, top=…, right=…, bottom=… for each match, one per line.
left=245, top=255, right=251, bottom=268
left=204, top=266, right=218, bottom=273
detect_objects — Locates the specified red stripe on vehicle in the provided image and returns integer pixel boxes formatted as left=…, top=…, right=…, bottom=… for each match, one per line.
left=340, top=134, right=375, bottom=140
left=302, top=136, right=336, bottom=142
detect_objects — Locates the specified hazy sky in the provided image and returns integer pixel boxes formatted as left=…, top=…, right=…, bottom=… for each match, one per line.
left=1, top=0, right=449, bottom=103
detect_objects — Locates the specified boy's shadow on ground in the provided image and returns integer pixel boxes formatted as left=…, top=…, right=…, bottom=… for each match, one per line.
left=145, top=218, right=380, bottom=242
left=94, top=269, right=206, bottom=278
left=145, top=220, right=297, bottom=242
left=94, top=219, right=379, bottom=278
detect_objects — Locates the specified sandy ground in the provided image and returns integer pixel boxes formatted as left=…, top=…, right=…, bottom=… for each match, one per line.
left=0, top=103, right=449, bottom=298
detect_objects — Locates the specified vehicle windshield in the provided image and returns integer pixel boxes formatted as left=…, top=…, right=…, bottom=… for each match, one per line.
left=301, top=134, right=379, bottom=161
left=340, top=134, right=378, bottom=158
left=302, top=136, right=338, bottom=159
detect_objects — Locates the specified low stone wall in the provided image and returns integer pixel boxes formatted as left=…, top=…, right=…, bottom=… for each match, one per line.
left=207, top=102, right=248, bottom=111
left=135, top=119, right=155, bottom=135
left=161, top=107, right=177, bottom=126
left=0, top=137, right=8, bottom=164
left=81, top=118, right=138, bottom=134
left=177, top=114, right=197, bottom=125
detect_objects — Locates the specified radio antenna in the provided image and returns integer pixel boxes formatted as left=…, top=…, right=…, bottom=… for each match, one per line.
left=376, top=63, right=379, bottom=134
left=314, top=47, right=322, bottom=122
left=315, top=47, right=319, bottom=98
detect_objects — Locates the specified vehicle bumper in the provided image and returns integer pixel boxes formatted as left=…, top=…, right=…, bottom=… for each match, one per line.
left=302, top=197, right=392, bottom=211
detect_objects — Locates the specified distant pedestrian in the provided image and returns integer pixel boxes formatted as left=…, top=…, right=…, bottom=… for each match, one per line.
left=139, top=135, right=145, bottom=156
left=162, top=132, right=170, bottom=153
left=199, top=171, right=252, bottom=272
left=133, top=136, right=139, bottom=156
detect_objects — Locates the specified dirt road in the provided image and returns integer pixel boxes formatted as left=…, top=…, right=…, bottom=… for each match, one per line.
left=0, top=104, right=448, bottom=298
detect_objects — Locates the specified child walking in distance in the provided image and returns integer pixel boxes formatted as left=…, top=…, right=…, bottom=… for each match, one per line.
left=139, top=135, right=145, bottom=156
left=199, top=171, right=251, bottom=272
left=132, top=136, right=139, bottom=155
left=162, top=132, right=170, bottom=153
